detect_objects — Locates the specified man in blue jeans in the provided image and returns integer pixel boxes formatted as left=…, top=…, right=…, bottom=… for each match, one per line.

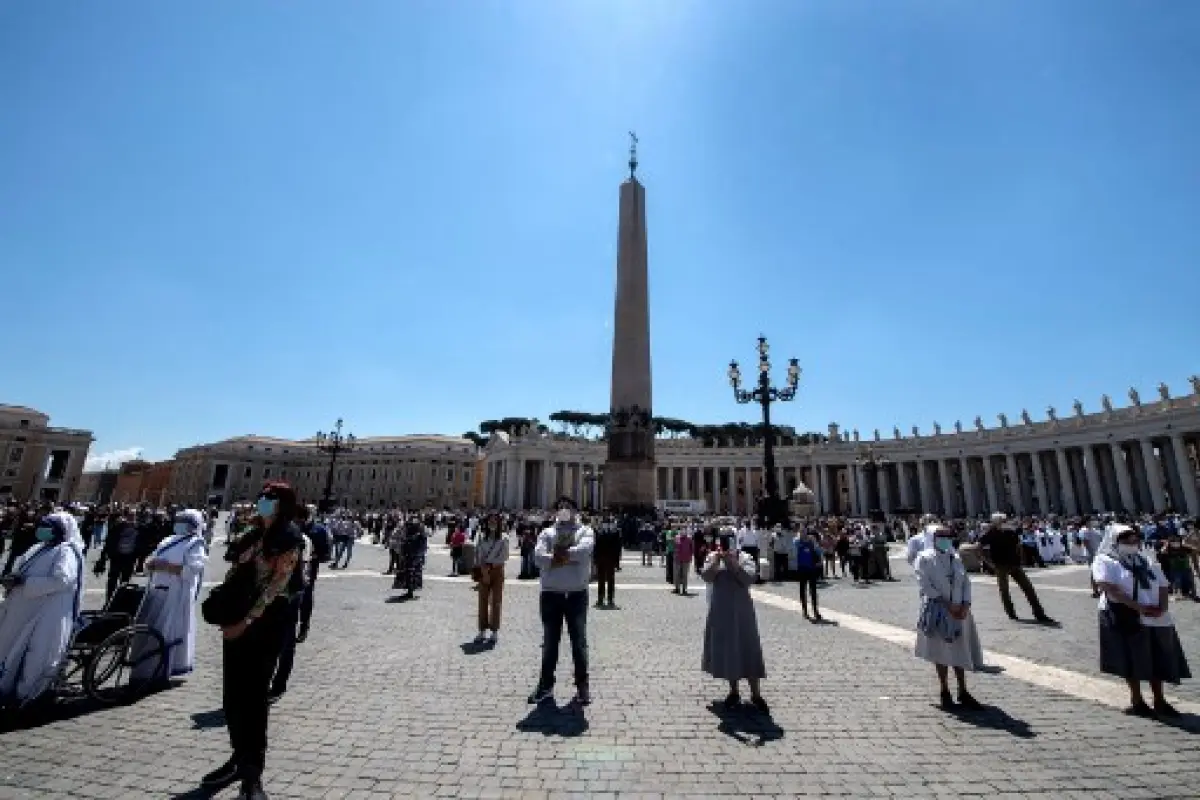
left=528, top=497, right=595, bottom=706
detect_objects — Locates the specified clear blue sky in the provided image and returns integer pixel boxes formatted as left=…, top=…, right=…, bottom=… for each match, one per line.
left=3, top=1, right=1198, bottom=468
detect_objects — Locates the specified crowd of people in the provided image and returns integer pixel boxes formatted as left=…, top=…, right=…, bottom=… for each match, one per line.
left=1, top=489, right=1197, bottom=798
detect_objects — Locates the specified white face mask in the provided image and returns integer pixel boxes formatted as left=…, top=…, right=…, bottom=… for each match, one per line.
left=556, top=509, right=573, bottom=524
left=1117, top=543, right=1140, bottom=556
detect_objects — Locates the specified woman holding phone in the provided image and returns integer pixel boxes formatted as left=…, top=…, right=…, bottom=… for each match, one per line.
left=700, top=529, right=768, bottom=713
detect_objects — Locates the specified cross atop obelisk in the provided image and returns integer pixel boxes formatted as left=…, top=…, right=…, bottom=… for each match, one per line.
left=628, top=131, right=638, bottom=179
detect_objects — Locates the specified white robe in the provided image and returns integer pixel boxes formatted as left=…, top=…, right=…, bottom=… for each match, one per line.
left=0, top=540, right=85, bottom=705
left=912, top=549, right=985, bottom=671
left=138, top=533, right=207, bottom=678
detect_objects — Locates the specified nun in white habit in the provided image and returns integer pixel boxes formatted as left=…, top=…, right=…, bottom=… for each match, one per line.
left=138, top=508, right=208, bottom=678
left=0, top=511, right=86, bottom=708
left=913, top=526, right=986, bottom=711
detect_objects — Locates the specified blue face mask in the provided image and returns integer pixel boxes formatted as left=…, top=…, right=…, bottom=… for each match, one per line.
left=934, top=537, right=954, bottom=553
left=173, top=522, right=192, bottom=537
left=257, top=497, right=278, bottom=518
left=35, top=526, right=55, bottom=542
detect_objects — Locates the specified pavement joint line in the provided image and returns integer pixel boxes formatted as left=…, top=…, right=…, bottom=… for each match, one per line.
left=750, top=588, right=1200, bottom=715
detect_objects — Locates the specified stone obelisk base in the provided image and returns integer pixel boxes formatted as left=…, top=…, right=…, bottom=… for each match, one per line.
left=602, top=460, right=657, bottom=513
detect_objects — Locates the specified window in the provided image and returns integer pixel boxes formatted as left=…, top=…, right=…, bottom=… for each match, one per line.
left=263, top=468, right=272, bottom=479
left=211, top=464, right=229, bottom=490
left=244, top=467, right=252, bottom=479
left=431, top=467, right=438, bottom=477
left=464, top=470, right=472, bottom=483
left=4, top=469, right=15, bottom=478
left=19, top=419, right=29, bottom=428
left=9, top=447, right=24, bottom=463
left=445, top=468, right=454, bottom=482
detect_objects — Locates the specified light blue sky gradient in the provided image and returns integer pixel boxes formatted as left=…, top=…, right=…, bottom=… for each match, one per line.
left=2, top=1, right=1197, bottom=467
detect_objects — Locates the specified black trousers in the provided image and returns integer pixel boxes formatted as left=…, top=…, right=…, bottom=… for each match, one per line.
left=299, top=566, right=317, bottom=631
left=994, top=565, right=1047, bottom=619
left=773, top=552, right=788, bottom=581
left=105, top=555, right=137, bottom=602
left=538, top=590, right=589, bottom=692
left=797, top=570, right=820, bottom=614
left=271, top=597, right=302, bottom=693
left=595, top=559, right=617, bottom=604
left=223, top=605, right=286, bottom=781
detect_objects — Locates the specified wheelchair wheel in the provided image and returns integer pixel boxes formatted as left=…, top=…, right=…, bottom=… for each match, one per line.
left=83, top=624, right=168, bottom=705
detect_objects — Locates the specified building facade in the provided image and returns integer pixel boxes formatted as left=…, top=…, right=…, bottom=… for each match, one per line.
left=111, top=459, right=176, bottom=506
left=0, top=404, right=93, bottom=504
left=482, top=380, right=1200, bottom=518
left=74, top=468, right=120, bottom=505
left=168, top=434, right=482, bottom=510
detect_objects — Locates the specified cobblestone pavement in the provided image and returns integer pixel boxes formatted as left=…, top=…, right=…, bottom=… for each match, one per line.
left=1, top=538, right=1198, bottom=799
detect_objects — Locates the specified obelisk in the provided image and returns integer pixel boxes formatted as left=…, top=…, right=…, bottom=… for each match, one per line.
left=604, top=133, right=656, bottom=511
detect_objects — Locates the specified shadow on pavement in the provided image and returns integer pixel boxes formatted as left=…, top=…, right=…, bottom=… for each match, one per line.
left=460, top=640, right=495, bottom=655
left=706, top=702, right=784, bottom=747
left=978, top=664, right=1006, bottom=675
left=190, top=708, right=226, bottom=729
left=167, top=788, right=217, bottom=800
left=1160, top=712, right=1200, bottom=735
left=941, top=703, right=1036, bottom=738
left=2, top=681, right=183, bottom=734
left=384, top=594, right=417, bottom=604
left=516, top=700, right=589, bottom=737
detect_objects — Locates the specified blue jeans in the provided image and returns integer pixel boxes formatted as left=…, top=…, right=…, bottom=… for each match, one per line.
left=538, top=590, right=589, bottom=692
left=333, top=538, right=354, bottom=568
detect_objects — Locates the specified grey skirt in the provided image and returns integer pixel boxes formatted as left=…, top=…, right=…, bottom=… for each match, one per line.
left=1098, top=611, right=1191, bottom=684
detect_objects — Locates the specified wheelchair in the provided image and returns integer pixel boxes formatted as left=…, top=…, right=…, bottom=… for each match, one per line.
left=56, top=583, right=170, bottom=705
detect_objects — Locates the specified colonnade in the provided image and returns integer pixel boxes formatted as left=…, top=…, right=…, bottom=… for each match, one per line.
left=484, top=458, right=603, bottom=510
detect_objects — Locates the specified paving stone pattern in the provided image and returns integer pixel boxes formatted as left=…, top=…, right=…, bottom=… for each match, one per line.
left=0, top=539, right=1197, bottom=798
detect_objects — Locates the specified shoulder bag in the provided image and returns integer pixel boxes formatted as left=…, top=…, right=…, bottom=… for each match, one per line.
left=202, top=550, right=260, bottom=627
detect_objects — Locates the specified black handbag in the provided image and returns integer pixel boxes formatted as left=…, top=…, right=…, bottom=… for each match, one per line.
left=201, top=559, right=259, bottom=627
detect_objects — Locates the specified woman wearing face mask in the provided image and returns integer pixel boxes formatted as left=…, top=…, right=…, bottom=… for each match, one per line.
left=200, top=483, right=302, bottom=800
left=0, top=511, right=86, bottom=712
left=135, top=508, right=208, bottom=680
left=913, top=528, right=985, bottom=710
left=701, top=530, right=769, bottom=713
left=473, top=513, right=510, bottom=644
left=1093, top=524, right=1191, bottom=718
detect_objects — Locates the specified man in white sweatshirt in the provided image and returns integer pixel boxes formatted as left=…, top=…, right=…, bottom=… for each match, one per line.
left=528, top=497, right=595, bottom=706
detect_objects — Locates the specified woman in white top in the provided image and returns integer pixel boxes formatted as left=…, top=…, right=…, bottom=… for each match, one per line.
left=1093, top=524, right=1190, bottom=718
left=473, top=513, right=510, bottom=644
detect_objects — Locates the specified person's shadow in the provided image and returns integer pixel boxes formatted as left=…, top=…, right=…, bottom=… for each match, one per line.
left=707, top=701, right=784, bottom=747
left=460, top=639, right=495, bottom=655
left=190, top=709, right=226, bottom=729
left=1158, top=711, right=1200, bottom=735
left=516, top=699, right=589, bottom=737
left=940, top=702, right=1035, bottom=738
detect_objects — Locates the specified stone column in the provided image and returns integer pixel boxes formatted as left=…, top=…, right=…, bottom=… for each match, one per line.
left=509, top=459, right=525, bottom=509
left=938, top=460, right=954, bottom=517
left=897, top=462, right=913, bottom=509
left=916, top=461, right=932, bottom=513
left=1001, top=453, right=1018, bottom=514
left=877, top=467, right=891, bottom=514
left=1111, top=443, right=1136, bottom=513
left=739, top=465, right=748, bottom=515
left=983, top=457, right=1000, bottom=515
left=1140, top=439, right=1167, bottom=513
left=542, top=461, right=555, bottom=510
left=1081, top=446, right=1105, bottom=513
left=1030, top=452, right=1049, bottom=516
left=812, top=465, right=824, bottom=515
left=725, top=467, right=735, bottom=515
left=1054, top=448, right=1078, bottom=515
left=574, top=464, right=584, bottom=505
left=666, top=467, right=675, bottom=500
left=1169, top=435, right=1199, bottom=516
left=959, top=457, right=978, bottom=517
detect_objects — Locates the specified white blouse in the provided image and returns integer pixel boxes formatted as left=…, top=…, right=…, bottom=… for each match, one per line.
left=1092, top=553, right=1173, bottom=628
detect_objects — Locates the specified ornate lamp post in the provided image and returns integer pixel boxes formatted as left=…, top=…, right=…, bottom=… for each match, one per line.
left=854, top=444, right=890, bottom=516
left=315, top=418, right=356, bottom=513
left=728, top=336, right=801, bottom=526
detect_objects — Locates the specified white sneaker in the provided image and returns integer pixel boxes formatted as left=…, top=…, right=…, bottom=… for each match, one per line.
left=473, top=632, right=487, bottom=644
left=488, top=630, right=498, bottom=643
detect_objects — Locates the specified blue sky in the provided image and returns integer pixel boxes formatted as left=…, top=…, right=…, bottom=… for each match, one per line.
left=2, top=1, right=1198, bottom=468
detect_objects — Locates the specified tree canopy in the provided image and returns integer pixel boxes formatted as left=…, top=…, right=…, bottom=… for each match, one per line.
left=480, top=412, right=825, bottom=447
